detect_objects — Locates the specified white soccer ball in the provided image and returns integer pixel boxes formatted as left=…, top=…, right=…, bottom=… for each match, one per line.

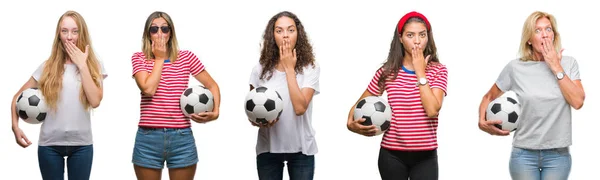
left=353, top=96, right=392, bottom=135
left=16, top=88, right=48, bottom=124
left=245, top=87, right=284, bottom=126
left=486, top=91, right=521, bottom=132
left=180, top=85, right=214, bottom=117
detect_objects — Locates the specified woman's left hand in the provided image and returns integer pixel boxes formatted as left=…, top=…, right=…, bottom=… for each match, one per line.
left=542, top=37, right=564, bottom=73
left=191, top=111, right=219, bottom=123
left=64, top=41, right=89, bottom=68
left=412, top=45, right=431, bottom=72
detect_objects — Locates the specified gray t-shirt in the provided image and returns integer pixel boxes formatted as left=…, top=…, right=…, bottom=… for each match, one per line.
left=32, top=61, right=107, bottom=146
left=496, top=56, right=580, bottom=149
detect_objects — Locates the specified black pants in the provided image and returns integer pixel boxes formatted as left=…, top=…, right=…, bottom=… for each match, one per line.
left=378, top=147, right=438, bottom=180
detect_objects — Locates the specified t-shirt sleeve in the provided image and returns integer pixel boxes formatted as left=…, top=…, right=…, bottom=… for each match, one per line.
left=495, top=61, right=513, bottom=92
left=131, top=52, right=147, bottom=77
left=249, top=64, right=261, bottom=89
left=301, top=63, right=320, bottom=95
left=32, top=61, right=46, bottom=81
left=367, top=67, right=384, bottom=95
left=430, top=65, right=448, bottom=96
left=184, top=50, right=205, bottom=76
left=568, top=57, right=580, bottom=81
left=98, top=60, right=108, bottom=80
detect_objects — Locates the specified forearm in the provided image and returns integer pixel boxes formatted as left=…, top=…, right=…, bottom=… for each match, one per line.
left=285, top=69, right=308, bottom=115
left=557, top=76, right=585, bottom=109
left=208, top=84, right=221, bottom=114
left=78, top=64, right=103, bottom=107
left=550, top=65, right=585, bottom=109
left=11, top=94, right=19, bottom=129
left=139, top=61, right=164, bottom=96
left=415, top=71, right=440, bottom=117
left=479, top=95, right=491, bottom=122
left=418, top=84, right=441, bottom=117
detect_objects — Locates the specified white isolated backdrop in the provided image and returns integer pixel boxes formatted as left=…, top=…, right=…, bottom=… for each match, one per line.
left=0, top=0, right=598, bottom=179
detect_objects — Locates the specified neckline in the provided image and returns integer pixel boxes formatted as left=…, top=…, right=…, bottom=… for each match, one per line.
left=401, top=66, right=416, bottom=74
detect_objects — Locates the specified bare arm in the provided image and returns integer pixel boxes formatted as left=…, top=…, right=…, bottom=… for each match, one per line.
left=77, top=63, right=104, bottom=108
left=195, top=70, right=220, bottom=116
left=346, top=89, right=378, bottom=136
left=284, top=68, right=315, bottom=116
left=415, top=70, right=445, bottom=118
left=478, top=84, right=509, bottom=136
left=554, top=74, right=585, bottom=110
left=133, top=60, right=164, bottom=96
left=11, top=77, right=38, bottom=147
left=189, top=70, right=221, bottom=123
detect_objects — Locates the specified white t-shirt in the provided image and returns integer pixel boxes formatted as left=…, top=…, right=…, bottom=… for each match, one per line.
left=32, top=61, right=107, bottom=146
left=249, top=62, right=320, bottom=156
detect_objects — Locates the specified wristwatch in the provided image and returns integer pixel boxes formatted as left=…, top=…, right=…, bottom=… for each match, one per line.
left=556, top=71, right=565, bottom=80
left=416, top=77, right=428, bottom=86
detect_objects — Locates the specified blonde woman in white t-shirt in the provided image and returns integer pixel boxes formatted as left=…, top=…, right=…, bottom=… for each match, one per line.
left=10, top=10, right=106, bottom=180
left=248, top=11, right=320, bottom=180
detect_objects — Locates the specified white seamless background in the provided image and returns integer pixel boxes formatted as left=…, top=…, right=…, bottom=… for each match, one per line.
left=1, top=0, right=597, bottom=179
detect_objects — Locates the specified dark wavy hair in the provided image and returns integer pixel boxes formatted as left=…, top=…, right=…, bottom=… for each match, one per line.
left=259, top=11, right=315, bottom=80
left=376, top=17, right=439, bottom=93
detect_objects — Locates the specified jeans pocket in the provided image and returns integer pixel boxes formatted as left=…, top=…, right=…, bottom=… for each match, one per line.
left=556, top=147, right=570, bottom=156
left=510, top=147, right=524, bottom=159
left=138, top=128, right=153, bottom=135
left=177, top=128, right=193, bottom=136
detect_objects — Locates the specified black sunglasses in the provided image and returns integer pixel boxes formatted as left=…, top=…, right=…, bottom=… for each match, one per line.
left=149, top=26, right=170, bottom=34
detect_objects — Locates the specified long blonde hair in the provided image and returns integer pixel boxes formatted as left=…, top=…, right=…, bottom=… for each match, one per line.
left=38, top=10, right=102, bottom=110
left=519, top=11, right=562, bottom=61
left=141, top=11, right=179, bottom=62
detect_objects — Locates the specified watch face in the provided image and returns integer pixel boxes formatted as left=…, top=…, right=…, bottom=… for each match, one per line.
left=419, top=78, right=427, bottom=85
left=557, top=72, right=564, bottom=79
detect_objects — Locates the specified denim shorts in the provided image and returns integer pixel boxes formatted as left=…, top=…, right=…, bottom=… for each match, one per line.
left=132, top=127, right=198, bottom=169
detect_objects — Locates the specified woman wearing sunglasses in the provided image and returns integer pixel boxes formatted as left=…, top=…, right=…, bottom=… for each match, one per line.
left=130, top=11, right=221, bottom=180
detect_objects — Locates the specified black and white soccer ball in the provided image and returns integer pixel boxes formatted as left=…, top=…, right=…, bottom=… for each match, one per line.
left=180, top=85, right=214, bottom=117
left=353, top=96, right=392, bottom=135
left=486, top=91, right=521, bottom=132
left=245, top=87, right=283, bottom=126
left=16, top=88, right=48, bottom=124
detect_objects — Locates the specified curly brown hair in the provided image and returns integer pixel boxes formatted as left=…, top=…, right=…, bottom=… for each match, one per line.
left=376, top=17, right=440, bottom=93
left=259, top=11, right=315, bottom=80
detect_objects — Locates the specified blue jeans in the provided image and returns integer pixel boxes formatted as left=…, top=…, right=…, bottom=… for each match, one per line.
left=38, top=145, right=94, bottom=180
left=509, top=147, right=571, bottom=180
left=132, top=127, right=198, bottom=169
left=257, top=152, right=315, bottom=180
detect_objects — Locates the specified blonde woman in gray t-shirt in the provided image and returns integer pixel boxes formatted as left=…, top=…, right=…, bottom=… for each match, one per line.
left=477, top=11, right=585, bottom=180
left=10, top=11, right=107, bottom=180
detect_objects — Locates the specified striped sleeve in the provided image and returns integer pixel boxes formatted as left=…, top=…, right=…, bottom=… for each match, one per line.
left=367, top=68, right=384, bottom=95
left=131, top=52, right=147, bottom=76
left=181, top=50, right=205, bottom=76
left=430, top=65, right=448, bottom=96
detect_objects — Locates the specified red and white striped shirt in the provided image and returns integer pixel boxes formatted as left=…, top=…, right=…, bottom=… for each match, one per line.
left=131, top=50, right=205, bottom=128
left=367, top=63, right=448, bottom=151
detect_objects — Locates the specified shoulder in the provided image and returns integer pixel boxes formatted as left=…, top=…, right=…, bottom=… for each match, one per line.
left=132, top=52, right=147, bottom=60
left=252, top=63, right=263, bottom=73
left=177, top=50, right=196, bottom=59
left=561, top=55, right=577, bottom=64
left=427, top=62, right=447, bottom=73
left=304, top=62, right=320, bottom=71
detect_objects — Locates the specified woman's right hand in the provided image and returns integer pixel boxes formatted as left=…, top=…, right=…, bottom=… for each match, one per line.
left=12, top=127, right=31, bottom=148
left=347, top=117, right=378, bottom=137
left=249, top=118, right=278, bottom=128
left=152, top=36, right=168, bottom=61
left=478, top=119, right=510, bottom=136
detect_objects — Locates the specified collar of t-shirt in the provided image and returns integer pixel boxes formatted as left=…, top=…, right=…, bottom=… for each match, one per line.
left=401, top=65, right=416, bottom=74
